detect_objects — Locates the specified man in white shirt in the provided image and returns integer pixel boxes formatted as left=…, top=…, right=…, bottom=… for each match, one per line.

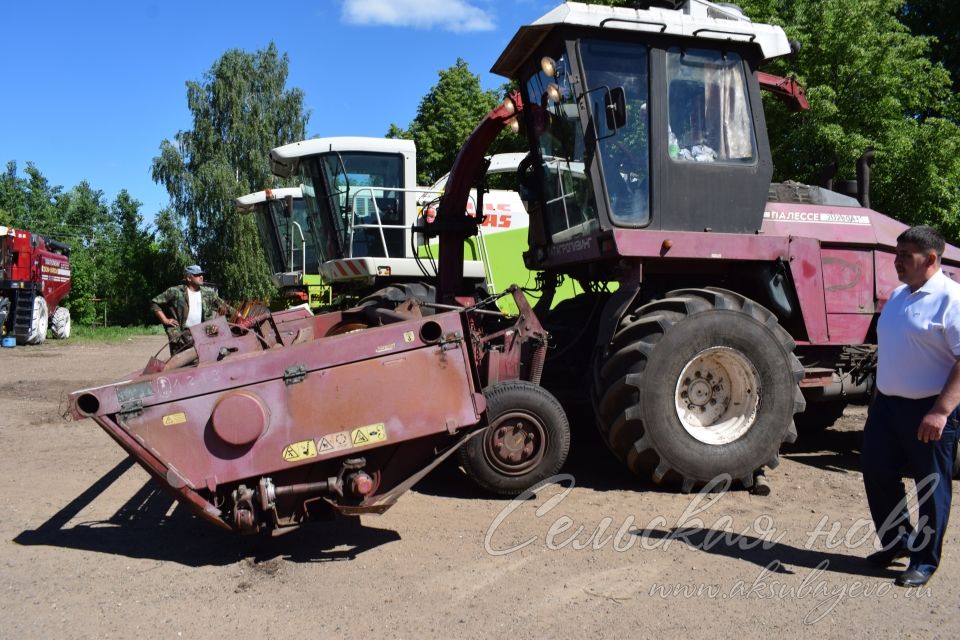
left=150, top=265, right=235, bottom=355
left=862, top=225, right=960, bottom=587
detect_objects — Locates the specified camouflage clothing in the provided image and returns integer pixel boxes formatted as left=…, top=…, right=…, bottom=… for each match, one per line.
left=150, top=285, right=235, bottom=354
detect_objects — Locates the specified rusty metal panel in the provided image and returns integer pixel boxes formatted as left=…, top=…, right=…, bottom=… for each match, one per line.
left=874, top=249, right=900, bottom=311
left=118, top=339, right=480, bottom=488
left=821, top=249, right=875, bottom=314
left=825, top=314, right=873, bottom=345
left=612, top=229, right=789, bottom=261
left=788, top=236, right=828, bottom=344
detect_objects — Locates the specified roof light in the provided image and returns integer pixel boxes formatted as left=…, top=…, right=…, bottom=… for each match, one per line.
left=540, top=56, right=557, bottom=78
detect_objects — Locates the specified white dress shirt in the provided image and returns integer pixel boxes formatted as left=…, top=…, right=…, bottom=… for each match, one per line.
left=877, top=269, right=960, bottom=398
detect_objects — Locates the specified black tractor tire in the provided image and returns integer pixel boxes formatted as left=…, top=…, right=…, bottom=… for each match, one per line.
left=592, top=287, right=804, bottom=491
left=459, top=380, right=571, bottom=496
left=794, top=399, right=846, bottom=432
left=50, top=306, right=71, bottom=340
left=23, top=296, right=48, bottom=345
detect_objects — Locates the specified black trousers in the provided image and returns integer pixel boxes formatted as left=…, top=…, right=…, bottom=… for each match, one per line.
left=861, top=392, right=959, bottom=573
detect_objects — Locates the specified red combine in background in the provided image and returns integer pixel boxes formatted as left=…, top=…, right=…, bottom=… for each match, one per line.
left=0, top=225, right=72, bottom=345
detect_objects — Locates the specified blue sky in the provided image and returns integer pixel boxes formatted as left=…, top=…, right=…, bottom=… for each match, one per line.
left=1, top=0, right=556, bottom=221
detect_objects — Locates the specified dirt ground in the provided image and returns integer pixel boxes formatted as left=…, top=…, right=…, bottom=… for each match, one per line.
left=1, top=336, right=958, bottom=639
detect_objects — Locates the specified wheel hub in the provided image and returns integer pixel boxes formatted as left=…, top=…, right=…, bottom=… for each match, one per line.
left=674, top=347, right=760, bottom=445
left=483, top=410, right=546, bottom=476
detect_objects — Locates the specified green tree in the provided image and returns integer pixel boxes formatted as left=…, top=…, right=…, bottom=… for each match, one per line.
left=899, top=1, right=960, bottom=92
left=388, top=59, right=522, bottom=185
left=151, top=42, right=309, bottom=301
left=102, top=191, right=155, bottom=325
left=152, top=205, right=192, bottom=289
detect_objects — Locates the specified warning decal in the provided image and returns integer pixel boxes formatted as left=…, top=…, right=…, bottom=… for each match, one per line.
left=351, top=423, right=387, bottom=448
left=162, top=412, right=187, bottom=426
left=316, top=430, right=352, bottom=455
left=282, top=439, right=318, bottom=462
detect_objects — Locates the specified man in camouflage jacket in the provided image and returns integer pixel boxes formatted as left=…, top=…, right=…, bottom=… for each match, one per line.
left=151, top=265, right=236, bottom=354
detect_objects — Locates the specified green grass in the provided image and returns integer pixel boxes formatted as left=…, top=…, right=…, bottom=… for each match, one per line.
left=70, top=324, right=166, bottom=342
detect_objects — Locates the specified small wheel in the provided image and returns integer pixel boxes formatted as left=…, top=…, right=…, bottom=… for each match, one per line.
left=459, top=380, right=570, bottom=495
left=50, top=306, right=71, bottom=339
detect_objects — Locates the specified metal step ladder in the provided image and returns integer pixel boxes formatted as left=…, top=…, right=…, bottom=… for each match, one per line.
left=11, top=288, right=37, bottom=340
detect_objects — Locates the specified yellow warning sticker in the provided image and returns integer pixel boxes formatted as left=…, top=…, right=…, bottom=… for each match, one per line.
left=282, top=439, right=318, bottom=462
left=316, top=430, right=352, bottom=455
left=351, top=423, right=387, bottom=447
left=403, top=331, right=415, bottom=343
left=162, top=412, right=187, bottom=426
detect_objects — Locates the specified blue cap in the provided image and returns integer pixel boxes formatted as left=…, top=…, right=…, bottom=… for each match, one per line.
left=184, top=265, right=204, bottom=276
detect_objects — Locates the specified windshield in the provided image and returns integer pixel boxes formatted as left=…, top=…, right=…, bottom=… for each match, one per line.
left=265, top=198, right=319, bottom=274
left=252, top=204, right=285, bottom=274
left=298, top=152, right=406, bottom=260
left=580, top=40, right=651, bottom=226
left=526, top=52, right=600, bottom=239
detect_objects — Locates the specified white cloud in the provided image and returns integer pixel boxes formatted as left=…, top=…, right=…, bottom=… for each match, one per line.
left=341, top=0, right=496, bottom=32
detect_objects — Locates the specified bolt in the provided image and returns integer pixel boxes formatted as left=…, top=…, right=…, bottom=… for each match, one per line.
left=706, top=373, right=713, bottom=381
left=681, top=391, right=688, bottom=398
left=695, top=371, right=702, bottom=378
left=709, top=399, right=717, bottom=405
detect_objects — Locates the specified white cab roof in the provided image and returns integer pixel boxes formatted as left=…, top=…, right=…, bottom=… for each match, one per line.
left=235, top=187, right=302, bottom=211
left=271, top=137, right=416, bottom=178
left=492, top=0, right=791, bottom=78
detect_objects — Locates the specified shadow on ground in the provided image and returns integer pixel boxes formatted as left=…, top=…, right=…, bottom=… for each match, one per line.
left=783, top=417, right=865, bottom=475
left=13, top=457, right=400, bottom=566
left=636, top=527, right=900, bottom=580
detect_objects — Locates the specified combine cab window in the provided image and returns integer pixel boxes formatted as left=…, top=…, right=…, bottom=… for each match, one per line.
left=526, top=53, right=600, bottom=240
left=264, top=198, right=319, bottom=274
left=666, top=48, right=756, bottom=164
left=579, top=40, right=651, bottom=226
left=320, top=152, right=405, bottom=258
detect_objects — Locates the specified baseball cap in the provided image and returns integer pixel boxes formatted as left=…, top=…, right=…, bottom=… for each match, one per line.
left=184, top=265, right=204, bottom=276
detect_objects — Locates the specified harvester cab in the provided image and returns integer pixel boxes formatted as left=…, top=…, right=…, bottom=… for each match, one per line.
left=234, top=187, right=328, bottom=310
left=269, top=137, right=489, bottom=299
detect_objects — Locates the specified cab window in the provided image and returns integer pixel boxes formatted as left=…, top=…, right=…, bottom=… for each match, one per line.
left=666, top=48, right=756, bottom=164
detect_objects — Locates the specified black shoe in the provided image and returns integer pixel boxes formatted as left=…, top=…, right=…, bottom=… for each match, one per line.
left=866, top=545, right=909, bottom=567
left=895, top=567, right=933, bottom=587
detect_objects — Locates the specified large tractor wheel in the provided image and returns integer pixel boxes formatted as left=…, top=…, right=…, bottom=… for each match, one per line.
left=459, top=380, right=571, bottom=495
left=592, top=287, right=804, bottom=491
left=24, top=297, right=49, bottom=345
left=50, top=306, right=71, bottom=339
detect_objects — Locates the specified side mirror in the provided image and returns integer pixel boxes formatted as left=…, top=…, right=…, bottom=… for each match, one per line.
left=605, top=87, right=627, bottom=131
